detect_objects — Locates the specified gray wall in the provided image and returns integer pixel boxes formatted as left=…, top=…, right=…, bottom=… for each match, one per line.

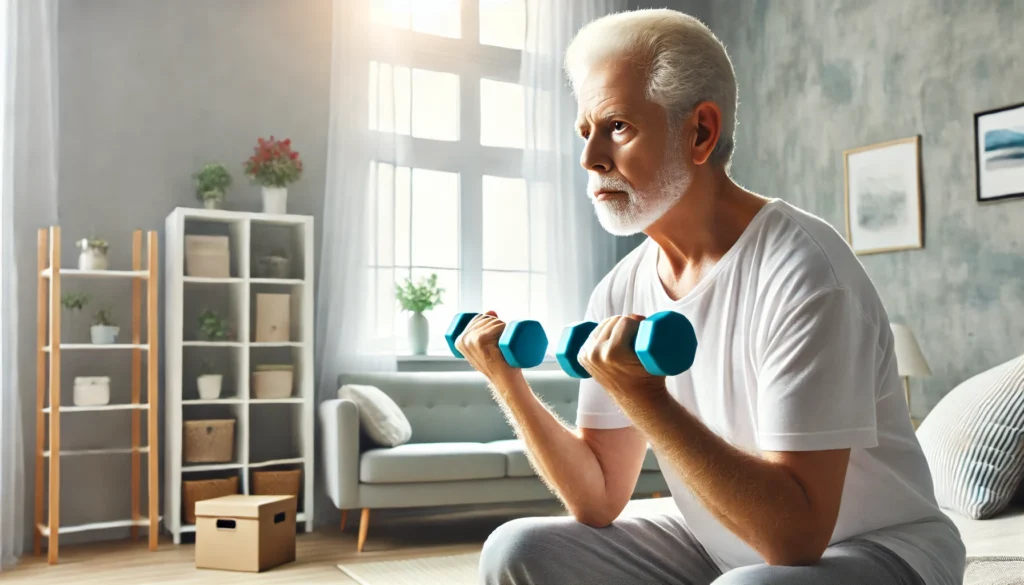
left=709, top=0, right=1024, bottom=416
left=20, top=0, right=332, bottom=550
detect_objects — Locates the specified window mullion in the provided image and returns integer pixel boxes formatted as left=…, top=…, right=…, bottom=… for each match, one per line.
left=460, top=69, right=483, bottom=312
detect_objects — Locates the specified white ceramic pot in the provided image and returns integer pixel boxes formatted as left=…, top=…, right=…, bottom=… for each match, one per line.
left=90, top=325, right=120, bottom=344
left=262, top=186, right=288, bottom=214
left=197, top=374, right=223, bottom=400
left=408, top=311, right=429, bottom=356
left=78, top=249, right=108, bottom=271
left=73, top=376, right=110, bottom=406
left=203, top=198, right=220, bottom=209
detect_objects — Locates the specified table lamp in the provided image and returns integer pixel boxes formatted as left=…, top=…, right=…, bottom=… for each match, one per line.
left=891, top=323, right=931, bottom=423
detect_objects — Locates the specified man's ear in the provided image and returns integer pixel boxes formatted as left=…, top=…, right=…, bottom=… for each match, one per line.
left=689, top=102, right=722, bottom=166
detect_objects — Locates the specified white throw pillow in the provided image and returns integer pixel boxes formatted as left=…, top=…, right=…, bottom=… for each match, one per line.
left=338, top=384, right=412, bottom=447
left=917, top=355, right=1024, bottom=519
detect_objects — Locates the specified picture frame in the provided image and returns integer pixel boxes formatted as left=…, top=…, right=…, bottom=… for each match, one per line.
left=843, top=136, right=924, bottom=255
left=974, top=101, right=1024, bottom=203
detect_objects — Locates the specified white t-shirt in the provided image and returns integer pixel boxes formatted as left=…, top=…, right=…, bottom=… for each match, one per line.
left=577, top=199, right=965, bottom=585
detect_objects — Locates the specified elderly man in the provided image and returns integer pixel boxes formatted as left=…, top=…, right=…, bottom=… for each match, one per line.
left=457, top=8, right=964, bottom=585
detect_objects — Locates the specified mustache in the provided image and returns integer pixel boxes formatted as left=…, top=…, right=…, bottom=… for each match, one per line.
left=587, top=176, right=634, bottom=198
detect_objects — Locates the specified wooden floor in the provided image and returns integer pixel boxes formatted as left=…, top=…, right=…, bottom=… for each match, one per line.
left=7, top=507, right=556, bottom=584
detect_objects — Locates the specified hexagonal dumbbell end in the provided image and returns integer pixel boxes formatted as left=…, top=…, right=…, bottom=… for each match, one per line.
left=497, top=320, right=548, bottom=369
left=555, top=321, right=599, bottom=379
left=635, top=311, right=697, bottom=377
left=445, top=312, right=479, bottom=358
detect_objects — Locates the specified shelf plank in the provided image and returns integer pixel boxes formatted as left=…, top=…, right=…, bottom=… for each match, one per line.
left=182, top=398, right=244, bottom=405
left=43, top=403, right=149, bottom=413
left=44, top=447, right=150, bottom=457
left=43, top=344, right=149, bottom=352
left=250, top=342, right=303, bottom=348
left=178, top=512, right=306, bottom=535
left=248, top=457, right=304, bottom=469
left=37, top=517, right=160, bottom=537
left=184, top=276, right=244, bottom=284
left=182, top=462, right=243, bottom=473
left=250, top=398, right=304, bottom=404
left=182, top=341, right=244, bottom=348
left=250, top=278, right=304, bottom=285
left=41, top=268, right=149, bottom=279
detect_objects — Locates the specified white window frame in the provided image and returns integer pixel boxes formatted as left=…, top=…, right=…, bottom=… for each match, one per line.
left=368, top=1, right=543, bottom=353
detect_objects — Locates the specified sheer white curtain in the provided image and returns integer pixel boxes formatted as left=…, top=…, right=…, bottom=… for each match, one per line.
left=316, top=0, right=401, bottom=401
left=2, top=0, right=59, bottom=568
left=522, top=0, right=624, bottom=335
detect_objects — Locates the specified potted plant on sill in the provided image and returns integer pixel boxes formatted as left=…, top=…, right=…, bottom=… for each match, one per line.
left=91, top=309, right=119, bottom=344
left=243, top=136, right=303, bottom=215
left=198, top=309, right=232, bottom=342
left=197, top=359, right=223, bottom=400
left=194, top=162, right=233, bottom=210
left=395, top=273, right=444, bottom=356
left=76, top=238, right=109, bottom=270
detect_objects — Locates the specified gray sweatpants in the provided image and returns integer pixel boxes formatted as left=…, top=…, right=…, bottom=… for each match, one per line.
left=479, top=513, right=926, bottom=585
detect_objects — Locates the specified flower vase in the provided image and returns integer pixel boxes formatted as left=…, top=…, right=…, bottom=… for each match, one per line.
left=408, top=312, right=429, bottom=356
left=262, top=187, right=288, bottom=215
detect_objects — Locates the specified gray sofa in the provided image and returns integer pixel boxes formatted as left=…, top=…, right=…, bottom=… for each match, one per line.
left=320, top=370, right=669, bottom=551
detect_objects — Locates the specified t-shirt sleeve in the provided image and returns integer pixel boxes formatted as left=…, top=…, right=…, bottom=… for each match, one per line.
left=756, top=286, right=880, bottom=451
left=575, top=286, right=632, bottom=430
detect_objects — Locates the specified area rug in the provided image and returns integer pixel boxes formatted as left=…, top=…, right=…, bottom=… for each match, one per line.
left=338, top=552, right=480, bottom=585
left=965, top=556, right=1024, bottom=585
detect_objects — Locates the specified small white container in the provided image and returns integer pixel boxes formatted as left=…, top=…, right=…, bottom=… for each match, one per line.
left=74, top=376, right=110, bottom=406
left=91, top=324, right=120, bottom=344
left=197, top=375, right=223, bottom=400
left=78, top=249, right=108, bottom=271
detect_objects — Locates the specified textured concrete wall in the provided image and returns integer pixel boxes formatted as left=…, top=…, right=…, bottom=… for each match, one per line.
left=709, top=1, right=1024, bottom=417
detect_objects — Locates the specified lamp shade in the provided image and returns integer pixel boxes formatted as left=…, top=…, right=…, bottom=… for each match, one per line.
left=891, top=323, right=932, bottom=377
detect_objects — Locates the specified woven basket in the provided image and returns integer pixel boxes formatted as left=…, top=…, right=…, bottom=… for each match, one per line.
left=182, top=476, right=238, bottom=524
left=183, top=419, right=235, bottom=463
left=252, top=469, right=301, bottom=497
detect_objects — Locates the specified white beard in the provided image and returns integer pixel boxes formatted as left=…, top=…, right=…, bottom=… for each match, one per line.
left=587, top=147, right=691, bottom=236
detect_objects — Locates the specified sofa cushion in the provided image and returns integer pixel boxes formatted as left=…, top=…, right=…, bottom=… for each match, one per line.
left=360, top=442, right=507, bottom=483
left=338, top=384, right=412, bottom=447
left=488, top=440, right=535, bottom=477
left=488, top=439, right=661, bottom=477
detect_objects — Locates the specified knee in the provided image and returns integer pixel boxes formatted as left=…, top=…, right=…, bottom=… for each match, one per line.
left=712, top=565, right=776, bottom=585
left=478, top=517, right=567, bottom=585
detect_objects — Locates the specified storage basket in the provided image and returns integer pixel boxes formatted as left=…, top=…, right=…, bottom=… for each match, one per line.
left=182, top=476, right=239, bottom=525
left=183, top=419, right=235, bottom=463
left=185, top=235, right=230, bottom=278
left=252, top=366, right=294, bottom=399
left=73, top=376, right=110, bottom=406
left=252, top=469, right=301, bottom=498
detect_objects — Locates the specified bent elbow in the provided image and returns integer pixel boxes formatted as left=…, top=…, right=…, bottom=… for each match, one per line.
left=761, top=534, right=828, bottom=567
left=572, top=511, right=614, bottom=529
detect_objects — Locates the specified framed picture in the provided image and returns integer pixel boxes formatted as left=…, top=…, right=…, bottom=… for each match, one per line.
left=974, top=102, right=1024, bottom=202
left=843, top=136, right=924, bottom=255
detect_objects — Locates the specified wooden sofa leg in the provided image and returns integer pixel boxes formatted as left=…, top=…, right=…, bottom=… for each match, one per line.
left=651, top=492, right=662, bottom=498
left=357, top=509, right=370, bottom=552
left=341, top=510, right=348, bottom=532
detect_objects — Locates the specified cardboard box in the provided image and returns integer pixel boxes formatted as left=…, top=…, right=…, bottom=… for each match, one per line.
left=195, top=495, right=297, bottom=572
left=255, top=293, right=290, bottom=342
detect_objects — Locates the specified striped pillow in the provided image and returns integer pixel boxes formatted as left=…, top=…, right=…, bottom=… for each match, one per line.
left=917, top=355, right=1024, bottom=520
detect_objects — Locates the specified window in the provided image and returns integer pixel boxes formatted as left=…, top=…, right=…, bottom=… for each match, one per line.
left=366, top=0, right=541, bottom=355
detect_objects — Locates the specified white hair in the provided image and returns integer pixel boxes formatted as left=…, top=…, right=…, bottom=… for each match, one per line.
left=565, top=9, right=738, bottom=166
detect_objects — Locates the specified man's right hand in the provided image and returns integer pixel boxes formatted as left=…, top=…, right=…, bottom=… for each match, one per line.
left=453, top=311, right=522, bottom=386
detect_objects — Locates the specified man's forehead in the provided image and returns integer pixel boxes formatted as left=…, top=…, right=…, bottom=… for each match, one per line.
left=575, top=61, right=648, bottom=121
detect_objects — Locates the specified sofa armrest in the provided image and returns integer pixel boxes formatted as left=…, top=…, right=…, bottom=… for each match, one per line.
left=319, top=398, right=361, bottom=510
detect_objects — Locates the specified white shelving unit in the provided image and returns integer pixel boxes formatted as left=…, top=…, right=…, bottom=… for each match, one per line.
left=163, top=208, right=314, bottom=544
left=34, top=227, right=160, bottom=565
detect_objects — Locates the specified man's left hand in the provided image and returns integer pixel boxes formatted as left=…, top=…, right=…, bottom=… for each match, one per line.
left=577, top=314, right=668, bottom=408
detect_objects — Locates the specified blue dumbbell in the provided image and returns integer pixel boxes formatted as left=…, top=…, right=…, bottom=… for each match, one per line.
left=555, top=311, right=697, bottom=378
left=444, top=312, right=549, bottom=369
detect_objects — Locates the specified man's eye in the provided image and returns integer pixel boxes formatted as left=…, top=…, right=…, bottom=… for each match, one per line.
left=612, top=121, right=627, bottom=132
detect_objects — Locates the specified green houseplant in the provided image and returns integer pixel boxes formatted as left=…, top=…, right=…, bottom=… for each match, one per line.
left=76, top=237, right=109, bottom=270
left=194, top=163, right=233, bottom=209
left=395, top=273, right=445, bottom=355
left=91, top=308, right=119, bottom=344
left=198, top=309, right=232, bottom=341
left=243, top=136, right=303, bottom=215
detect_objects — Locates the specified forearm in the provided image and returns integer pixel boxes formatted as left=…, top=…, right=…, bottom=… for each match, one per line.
left=489, top=373, right=615, bottom=523
left=621, top=389, right=823, bottom=564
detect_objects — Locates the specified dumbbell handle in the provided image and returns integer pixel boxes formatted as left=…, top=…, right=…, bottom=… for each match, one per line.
left=444, top=312, right=549, bottom=369
left=556, top=311, right=697, bottom=379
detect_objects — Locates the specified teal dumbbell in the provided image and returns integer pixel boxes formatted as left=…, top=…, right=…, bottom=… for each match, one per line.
left=444, top=312, right=549, bottom=369
left=555, top=311, right=697, bottom=378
